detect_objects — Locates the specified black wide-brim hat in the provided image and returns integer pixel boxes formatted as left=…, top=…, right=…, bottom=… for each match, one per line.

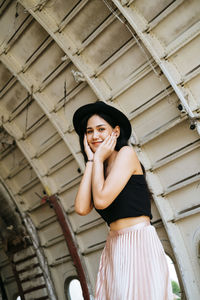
left=73, top=101, right=132, bottom=139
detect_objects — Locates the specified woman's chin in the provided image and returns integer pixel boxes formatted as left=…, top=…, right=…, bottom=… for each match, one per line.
left=90, top=144, right=100, bottom=152
left=91, top=147, right=98, bottom=152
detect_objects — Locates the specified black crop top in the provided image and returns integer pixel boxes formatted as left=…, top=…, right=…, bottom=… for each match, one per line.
left=95, top=174, right=152, bottom=226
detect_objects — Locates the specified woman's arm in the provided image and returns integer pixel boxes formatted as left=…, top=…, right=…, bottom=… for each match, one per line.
left=75, top=161, right=93, bottom=215
left=92, top=144, right=138, bottom=210
left=75, top=135, right=94, bottom=215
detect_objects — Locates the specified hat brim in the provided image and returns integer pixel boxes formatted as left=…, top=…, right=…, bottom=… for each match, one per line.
left=73, top=101, right=131, bottom=139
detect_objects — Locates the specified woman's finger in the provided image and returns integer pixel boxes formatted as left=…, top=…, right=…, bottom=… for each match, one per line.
left=103, top=137, right=116, bottom=153
left=110, top=136, right=117, bottom=150
left=84, top=134, right=88, bottom=145
left=108, top=133, right=117, bottom=146
left=84, top=135, right=89, bottom=149
left=99, top=135, right=111, bottom=148
left=84, top=134, right=94, bottom=159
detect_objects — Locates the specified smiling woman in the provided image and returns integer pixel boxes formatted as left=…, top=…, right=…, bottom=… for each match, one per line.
left=72, top=101, right=173, bottom=300
left=86, top=115, right=119, bottom=159
left=73, top=102, right=131, bottom=164
left=86, top=115, right=116, bottom=151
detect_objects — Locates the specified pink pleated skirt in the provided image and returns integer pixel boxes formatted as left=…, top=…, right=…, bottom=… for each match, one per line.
left=95, top=221, right=173, bottom=300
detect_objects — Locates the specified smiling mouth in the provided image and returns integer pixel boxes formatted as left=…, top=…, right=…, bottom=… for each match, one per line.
left=92, top=141, right=102, bottom=145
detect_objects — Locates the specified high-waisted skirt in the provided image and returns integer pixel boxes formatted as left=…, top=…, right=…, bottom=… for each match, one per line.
left=95, top=221, right=173, bottom=300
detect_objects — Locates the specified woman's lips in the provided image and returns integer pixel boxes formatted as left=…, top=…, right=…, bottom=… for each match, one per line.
left=92, top=141, right=102, bottom=146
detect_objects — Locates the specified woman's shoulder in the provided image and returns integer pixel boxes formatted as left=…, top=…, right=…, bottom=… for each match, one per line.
left=118, top=145, right=137, bottom=158
left=115, top=146, right=141, bottom=173
left=115, top=146, right=138, bottom=165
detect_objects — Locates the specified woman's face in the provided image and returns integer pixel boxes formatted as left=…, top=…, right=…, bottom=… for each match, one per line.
left=86, top=115, right=117, bottom=153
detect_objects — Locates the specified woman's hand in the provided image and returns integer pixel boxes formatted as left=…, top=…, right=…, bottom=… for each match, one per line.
left=84, top=134, right=94, bottom=161
left=94, top=132, right=117, bottom=162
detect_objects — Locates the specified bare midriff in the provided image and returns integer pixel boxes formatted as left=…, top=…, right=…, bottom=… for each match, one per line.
left=109, top=215, right=150, bottom=231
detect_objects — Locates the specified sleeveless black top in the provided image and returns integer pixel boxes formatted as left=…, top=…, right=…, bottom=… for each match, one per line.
left=95, top=174, right=152, bottom=226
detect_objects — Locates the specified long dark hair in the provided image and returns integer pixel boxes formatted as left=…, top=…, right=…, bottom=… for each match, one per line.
left=78, top=112, right=129, bottom=163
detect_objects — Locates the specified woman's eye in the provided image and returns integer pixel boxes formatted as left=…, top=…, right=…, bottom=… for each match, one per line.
left=86, top=130, right=93, bottom=134
left=99, top=128, right=105, bottom=132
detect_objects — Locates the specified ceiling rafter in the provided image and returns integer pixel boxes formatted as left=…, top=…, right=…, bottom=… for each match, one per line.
left=112, top=0, right=200, bottom=135
left=18, top=0, right=113, bottom=101
left=0, top=54, right=84, bottom=172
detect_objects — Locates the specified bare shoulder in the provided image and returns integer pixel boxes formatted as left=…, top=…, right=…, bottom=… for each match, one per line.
left=109, top=146, right=141, bottom=179
left=117, top=146, right=138, bottom=159
left=115, top=146, right=139, bottom=167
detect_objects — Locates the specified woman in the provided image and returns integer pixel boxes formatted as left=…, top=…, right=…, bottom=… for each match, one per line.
left=73, top=101, right=173, bottom=300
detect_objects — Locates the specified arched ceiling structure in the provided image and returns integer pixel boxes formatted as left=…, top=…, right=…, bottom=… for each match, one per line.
left=0, top=0, right=200, bottom=299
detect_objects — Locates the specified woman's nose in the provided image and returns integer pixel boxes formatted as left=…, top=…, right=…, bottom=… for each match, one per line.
left=92, top=130, right=99, bottom=139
